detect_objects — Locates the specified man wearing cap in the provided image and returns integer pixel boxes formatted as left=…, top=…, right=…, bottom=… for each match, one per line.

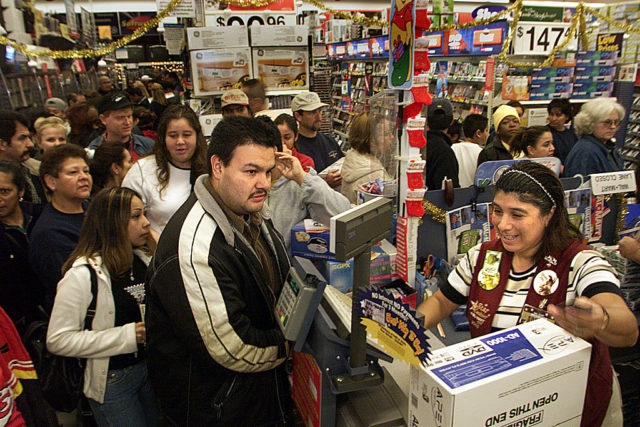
left=221, top=89, right=252, bottom=118
left=292, top=92, right=343, bottom=188
left=477, top=105, right=520, bottom=167
left=87, top=92, right=154, bottom=162
left=421, top=98, right=460, bottom=190
left=45, top=98, right=67, bottom=120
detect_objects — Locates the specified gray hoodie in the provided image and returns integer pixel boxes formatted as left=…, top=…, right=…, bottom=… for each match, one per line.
left=267, top=169, right=351, bottom=250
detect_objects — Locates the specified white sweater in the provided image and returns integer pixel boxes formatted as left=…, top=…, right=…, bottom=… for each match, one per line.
left=46, top=252, right=149, bottom=403
left=122, top=156, right=192, bottom=234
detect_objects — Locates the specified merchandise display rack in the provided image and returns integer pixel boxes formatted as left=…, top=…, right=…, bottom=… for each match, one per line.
left=622, top=86, right=640, bottom=169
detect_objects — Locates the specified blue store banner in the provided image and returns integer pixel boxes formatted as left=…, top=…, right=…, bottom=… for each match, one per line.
left=423, top=20, right=508, bottom=56
left=475, top=158, right=562, bottom=187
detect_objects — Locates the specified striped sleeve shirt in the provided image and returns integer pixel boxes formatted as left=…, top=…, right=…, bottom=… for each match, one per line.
left=440, top=243, right=622, bottom=330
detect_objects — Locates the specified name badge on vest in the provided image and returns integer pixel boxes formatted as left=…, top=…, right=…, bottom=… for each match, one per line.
left=478, top=250, right=502, bottom=290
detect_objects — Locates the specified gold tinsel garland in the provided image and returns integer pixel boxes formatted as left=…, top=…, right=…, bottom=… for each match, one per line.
left=422, top=200, right=446, bottom=224
left=303, top=0, right=387, bottom=27
left=584, top=5, right=640, bottom=36
left=0, top=0, right=184, bottom=58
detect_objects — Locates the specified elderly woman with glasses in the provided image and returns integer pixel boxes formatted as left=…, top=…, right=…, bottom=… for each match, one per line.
left=563, top=98, right=625, bottom=178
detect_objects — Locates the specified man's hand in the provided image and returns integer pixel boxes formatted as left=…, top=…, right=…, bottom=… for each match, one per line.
left=135, top=322, right=146, bottom=344
left=324, top=169, right=342, bottom=188
left=276, top=152, right=306, bottom=186
left=619, top=236, right=640, bottom=264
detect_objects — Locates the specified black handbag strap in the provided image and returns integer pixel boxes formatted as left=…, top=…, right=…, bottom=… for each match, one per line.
left=83, top=265, right=99, bottom=331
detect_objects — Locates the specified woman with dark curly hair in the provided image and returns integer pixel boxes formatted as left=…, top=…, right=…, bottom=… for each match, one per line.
left=122, top=105, right=208, bottom=238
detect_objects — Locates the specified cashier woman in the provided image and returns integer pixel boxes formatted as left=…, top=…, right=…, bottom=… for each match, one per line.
left=418, top=161, right=638, bottom=427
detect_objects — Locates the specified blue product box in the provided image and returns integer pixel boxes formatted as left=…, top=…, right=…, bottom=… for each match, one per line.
left=576, top=50, right=618, bottom=66
left=290, top=219, right=335, bottom=260
left=529, top=83, right=573, bottom=100
left=530, top=67, right=574, bottom=83
left=313, top=239, right=397, bottom=293
left=572, top=81, right=614, bottom=98
left=574, top=66, right=616, bottom=82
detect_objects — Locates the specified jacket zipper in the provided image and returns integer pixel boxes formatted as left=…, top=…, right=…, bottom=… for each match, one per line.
left=213, top=374, right=238, bottom=421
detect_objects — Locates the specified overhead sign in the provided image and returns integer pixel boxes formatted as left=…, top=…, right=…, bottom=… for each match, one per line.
left=471, top=5, right=507, bottom=21
left=520, top=6, right=574, bottom=22
left=120, top=12, right=157, bottom=35
left=513, top=22, right=578, bottom=55
left=590, top=171, right=636, bottom=196
left=158, top=0, right=196, bottom=18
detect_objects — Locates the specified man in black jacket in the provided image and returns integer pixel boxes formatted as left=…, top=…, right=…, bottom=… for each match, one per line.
left=477, top=105, right=521, bottom=167
left=422, top=98, right=460, bottom=190
left=146, top=117, right=292, bottom=425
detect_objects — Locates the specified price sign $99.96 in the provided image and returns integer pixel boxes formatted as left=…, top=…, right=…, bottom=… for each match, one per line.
left=513, top=22, right=577, bottom=55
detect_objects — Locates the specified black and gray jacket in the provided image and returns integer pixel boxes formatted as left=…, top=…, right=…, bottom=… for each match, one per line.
left=146, top=175, right=291, bottom=426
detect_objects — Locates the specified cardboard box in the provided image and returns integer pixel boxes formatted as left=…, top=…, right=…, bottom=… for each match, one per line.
left=574, top=66, right=616, bottom=82
left=572, top=81, right=614, bottom=99
left=251, top=47, right=309, bottom=91
left=576, top=50, right=618, bottom=66
left=187, top=26, right=248, bottom=50
left=529, top=83, right=573, bottom=100
left=250, top=25, right=308, bottom=47
left=530, top=67, right=574, bottom=83
left=190, top=48, right=252, bottom=96
left=409, top=319, right=591, bottom=427
left=312, top=239, right=397, bottom=293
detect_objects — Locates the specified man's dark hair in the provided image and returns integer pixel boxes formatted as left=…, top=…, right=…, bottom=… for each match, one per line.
left=506, top=100, right=524, bottom=111
left=207, top=116, right=278, bottom=172
left=547, top=99, right=573, bottom=120
left=447, top=120, right=462, bottom=139
left=242, top=78, right=266, bottom=100
left=167, top=71, right=180, bottom=83
left=254, top=116, right=283, bottom=152
left=40, top=144, right=88, bottom=193
left=0, top=110, right=29, bottom=145
left=462, top=114, right=489, bottom=139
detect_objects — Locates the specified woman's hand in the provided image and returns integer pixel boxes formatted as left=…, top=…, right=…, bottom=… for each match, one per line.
left=548, top=297, right=606, bottom=340
left=135, top=322, right=146, bottom=344
left=275, top=152, right=306, bottom=186
left=548, top=294, right=638, bottom=347
left=618, top=236, right=640, bottom=264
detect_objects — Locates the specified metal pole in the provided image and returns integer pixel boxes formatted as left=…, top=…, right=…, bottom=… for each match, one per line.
left=349, top=250, right=369, bottom=370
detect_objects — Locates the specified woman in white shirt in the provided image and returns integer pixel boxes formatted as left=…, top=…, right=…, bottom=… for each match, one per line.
left=123, top=105, right=208, bottom=238
left=47, top=187, right=158, bottom=426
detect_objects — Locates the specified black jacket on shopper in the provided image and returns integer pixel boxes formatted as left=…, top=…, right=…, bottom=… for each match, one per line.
left=422, top=129, right=460, bottom=190
left=145, top=175, right=291, bottom=426
left=477, top=135, right=513, bottom=167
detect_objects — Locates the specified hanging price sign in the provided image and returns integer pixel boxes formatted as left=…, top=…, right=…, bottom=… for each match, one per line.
left=512, top=22, right=577, bottom=55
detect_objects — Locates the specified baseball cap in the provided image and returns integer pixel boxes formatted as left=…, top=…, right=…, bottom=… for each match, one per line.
left=290, top=92, right=327, bottom=112
left=140, top=75, right=152, bottom=82
left=45, top=97, right=67, bottom=111
left=98, top=92, right=132, bottom=114
left=493, top=105, right=520, bottom=128
left=427, top=98, right=453, bottom=119
left=221, top=89, right=249, bottom=108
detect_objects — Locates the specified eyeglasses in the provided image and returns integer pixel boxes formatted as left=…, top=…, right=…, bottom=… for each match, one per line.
left=600, top=119, right=620, bottom=127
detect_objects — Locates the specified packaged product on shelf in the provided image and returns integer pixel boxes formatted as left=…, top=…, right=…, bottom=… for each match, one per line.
left=572, top=82, right=614, bottom=99
left=576, top=50, right=618, bottom=66
left=573, top=66, right=617, bottom=82
left=190, top=48, right=252, bottom=96
left=529, top=83, right=573, bottom=101
left=501, top=75, right=529, bottom=101
left=186, top=26, right=249, bottom=50
left=251, top=47, right=308, bottom=90
left=530, top=67, right=574, bottom=83
left=249, top=25, right=308, bottom=47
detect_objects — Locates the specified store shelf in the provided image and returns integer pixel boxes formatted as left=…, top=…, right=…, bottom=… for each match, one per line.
left=623, top=155, right=639, bottom=163
left=623, top=145, right=640, bottom=151
left=629, top=131, right=640, bottom=137
left=451, top=99, right=488, bottom=106
left=333, top=130, right=348, bottom=139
